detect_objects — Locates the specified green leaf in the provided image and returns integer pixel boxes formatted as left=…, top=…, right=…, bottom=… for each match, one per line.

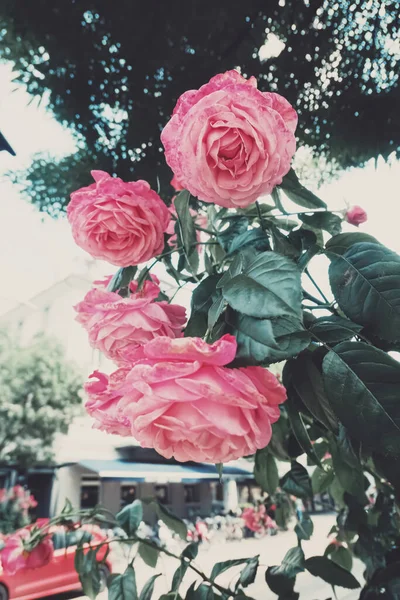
left=285, top=397, right=324, bottom=467
left=273, top=546, right=305, bottom=577
left=217, top=216, right=249, bottom=251
left=172, top=562, right=188, bottom=592
left=329, top=477, right=345, bottom=508
left=239, top=556, right=259, bottom=588
left=109, top=565, right=138, bottom=600
left=76, top=548, right=101, bottom=600
left=254, top=448, right=279, bottom=495
left=138, top=542, right=159, bottom=568
left=271, top=225, right=301, bottom=259
left=309, top=316, right=363, bottom=344
left=265, top=566, right=296, bottom=597
left=328, top=242, right=400, bottom=342
left=185, top=274, right=221, bottom=338
left=279, top=169, right=327, bottom=209
left=328, top=427, right=365, bottom=501
left=182, top=542, right=199, bottom=560
left=185, top=583, right=213, bottom=600
left=228, top=228, right=270, bottom=255
left=295, top=513, right=314, bottom=541
left=325, top=545, right=353, bottom=572
left=116, top=499, right=143, bottom=536
left=153, top=501, right=187, bottom=540
left=281, top=461, right=312, bottom=498
left=139, top=574, right=161, bottom=600
left=299, top=212, right=342, bottom=236
left=322, top=341, right=400, bottom=456
left=107, top=266, right=138, bottom=292
left=305, top=556, right=360, bottom=589
left=174, top=190, right=199, bottom=274
left=229, top=312, right=310, bottom=366
left=208, top=295, right=225, bottom=329
left=325, top=232, right=381, bottom=256
left=312, top=466, right=335, bottom=494
left=217, top=254, right=244, bottom=289
left=285, top=353, right=338, bottom=432
left=222, top=251, right=302, bottom=320
left=211, top=558, right=250, bottom=581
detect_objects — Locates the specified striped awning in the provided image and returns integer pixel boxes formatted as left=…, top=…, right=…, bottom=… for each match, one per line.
left=79, top=459, right=253, bottom=483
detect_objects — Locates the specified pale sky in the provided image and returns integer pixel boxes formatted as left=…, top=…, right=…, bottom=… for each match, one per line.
left=0, top=60, right=399, bottom=315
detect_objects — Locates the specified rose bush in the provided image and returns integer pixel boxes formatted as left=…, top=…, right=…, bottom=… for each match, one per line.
left=67, top=170, right=170, bottom=266
left=161, top=70, right=297, bottom=208
left=42, top=68, right=400, bottom=599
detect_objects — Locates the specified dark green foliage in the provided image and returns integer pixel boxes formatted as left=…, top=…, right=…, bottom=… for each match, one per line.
left=108, top=565, right=138, bottom=600
left=304, top=556, right=360, bottom=589
left=239, top=556, right=259, bottom=588
left=323, top=342, right=400, bottom=457
left=1, top=1, right=398, bottom=213
left=294, top=513, right=314, bottom=541
left=116, top=499, right=143, bottom=536
left=265, top=546, right=305, bottom=597
left=328, top=243, right=400, bottom=342
left=280, top=461, right=312, bottom=498
left=254, top=448, right=279, bottom=495
left=139, top=575, right=161, bottom=600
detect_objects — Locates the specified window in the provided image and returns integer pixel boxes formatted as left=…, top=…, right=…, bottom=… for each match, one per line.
left=120, top=485, right=137, bottom=508
left=210, top=482, right=224, bottom=502
left=155, top=485, right=169, bottom=505
left=184, top=485, right=200, bottom=504
left=80, top=481, right=99, bottom=509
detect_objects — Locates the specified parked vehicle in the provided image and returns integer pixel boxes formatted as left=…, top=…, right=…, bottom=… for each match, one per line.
left=0, top=524, right=114, bottom=600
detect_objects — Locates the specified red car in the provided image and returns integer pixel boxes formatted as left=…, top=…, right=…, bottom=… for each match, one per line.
left=0, top=524, right=114, bottom=600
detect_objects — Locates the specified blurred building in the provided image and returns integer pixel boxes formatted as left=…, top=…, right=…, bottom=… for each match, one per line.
left=0, top=268, right=254, bottom=519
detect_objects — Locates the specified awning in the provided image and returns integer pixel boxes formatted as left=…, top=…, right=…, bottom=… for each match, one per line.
left=79, top=459, right=253, bottom=483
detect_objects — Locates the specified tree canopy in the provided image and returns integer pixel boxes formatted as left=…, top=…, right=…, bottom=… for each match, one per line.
left=0, top=0, right=399, bottom=214
left=0, top=332, right=82, bottom=466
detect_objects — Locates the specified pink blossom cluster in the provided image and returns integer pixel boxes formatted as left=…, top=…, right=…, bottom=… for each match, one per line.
left=241, top=504, right=276, bottom=534
left=0, top=486, right=38, bottom=517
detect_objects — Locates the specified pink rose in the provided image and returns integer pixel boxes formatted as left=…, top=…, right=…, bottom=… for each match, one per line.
left=171, top=175, right=184, bottom=191
left=161, top=70, right=297, bottom=208
left=114, top=334, right=286, bottom=463
left=1, top=530, right=53, bottom=575
left=74, top=277, right=186, bottom=363
left=84, top=369, right=132, bottom=436
left=345, top=205, right=367, bottom=226
left=67, top=170, right=171, bottom=266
